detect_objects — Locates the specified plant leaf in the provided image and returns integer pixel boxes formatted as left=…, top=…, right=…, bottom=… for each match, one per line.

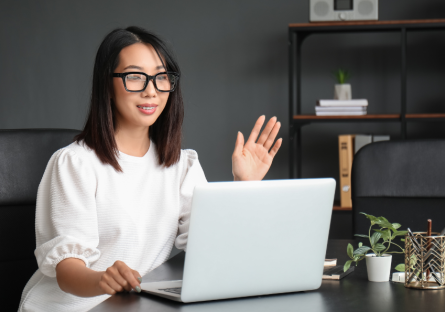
left=374, top=243, right=386, bottom=252
left=370, top=232, right=382, bottom=246
left=392, top=223, right=401, bottom=230
left=353, top=246, right=371, bottom=256
left=395, top=264, right=405, bottom=272
left=374, top=229, right=391, bottom=241
left=383, top=229, right=391, bottom=241
left=379, top=216, right=389, bottom=223
left=347, top=243, right=354, bottom=258
left=354, top=234, right=369, bottom=238
left=335, top=69, right=350, bottom=84
left=376, top=219, right=395, bottom=230
left=344, top=260, right=353, bottom=272
left=360, top=212, right=378, bottom=225
left=358, top=242, right=363, bottom=247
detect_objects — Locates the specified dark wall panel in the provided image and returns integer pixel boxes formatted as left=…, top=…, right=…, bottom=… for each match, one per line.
left=0, top=0, right=444, bottom=187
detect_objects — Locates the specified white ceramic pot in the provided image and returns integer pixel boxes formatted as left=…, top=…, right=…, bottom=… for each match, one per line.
left=366, top=254, right=392, bottom=282
left=334, top=84, right=352, bottom=100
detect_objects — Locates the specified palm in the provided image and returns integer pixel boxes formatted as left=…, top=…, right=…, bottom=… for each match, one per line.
left=232, top=116, right=282, bottom=181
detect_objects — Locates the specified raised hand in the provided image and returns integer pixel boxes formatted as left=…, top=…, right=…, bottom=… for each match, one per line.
left=232, top=115, right=282, bottom=181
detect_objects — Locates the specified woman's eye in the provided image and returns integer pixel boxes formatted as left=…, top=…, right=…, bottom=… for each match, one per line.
left=127, top=75, right=143, bottom=81
left=156, top=75, right=168, bottom=81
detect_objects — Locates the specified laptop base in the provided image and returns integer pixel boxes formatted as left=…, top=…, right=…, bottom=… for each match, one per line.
left=141, top=280, right=183, bottom=302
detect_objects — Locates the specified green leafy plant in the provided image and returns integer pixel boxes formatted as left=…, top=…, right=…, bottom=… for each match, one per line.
left=334, top=69, right=350, bottom=84
left=344, top=212, right=408, bottom=272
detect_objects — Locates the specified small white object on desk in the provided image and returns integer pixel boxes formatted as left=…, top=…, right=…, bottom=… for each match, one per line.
left=392, top=272, right=443, bottom=283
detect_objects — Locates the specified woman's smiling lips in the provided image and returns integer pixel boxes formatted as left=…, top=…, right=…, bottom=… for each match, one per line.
left=136, top=104, right=158, bottom=115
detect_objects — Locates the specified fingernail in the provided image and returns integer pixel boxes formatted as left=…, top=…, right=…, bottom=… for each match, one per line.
left=138, top=277, right=142, bottom=283
left=135, top=286, right=141, bottom=293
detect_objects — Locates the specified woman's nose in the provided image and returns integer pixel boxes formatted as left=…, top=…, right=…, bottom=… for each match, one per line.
left=142, top=79, right=157, bottom=97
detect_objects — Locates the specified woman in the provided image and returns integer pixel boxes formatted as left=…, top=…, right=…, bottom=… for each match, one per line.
left=19, top=26, right=281, bottom=311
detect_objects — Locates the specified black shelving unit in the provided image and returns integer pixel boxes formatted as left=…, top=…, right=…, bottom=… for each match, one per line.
left=288, top=19, right=445, bottom=184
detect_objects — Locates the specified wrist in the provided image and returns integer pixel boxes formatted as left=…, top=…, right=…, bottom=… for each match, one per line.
left=233, top=175, right=245, bottom=181
left=93, top=271, right=106, bottom=296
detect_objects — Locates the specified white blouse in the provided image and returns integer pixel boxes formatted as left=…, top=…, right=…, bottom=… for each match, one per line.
left=19, top=140, right=207, bottom=312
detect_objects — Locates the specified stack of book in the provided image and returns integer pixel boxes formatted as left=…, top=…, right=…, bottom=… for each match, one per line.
left=315, top=99, right=368, bottom=116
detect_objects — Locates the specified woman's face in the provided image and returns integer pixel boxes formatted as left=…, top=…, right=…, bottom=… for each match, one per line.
left=112, top=43, right=170, bottom=130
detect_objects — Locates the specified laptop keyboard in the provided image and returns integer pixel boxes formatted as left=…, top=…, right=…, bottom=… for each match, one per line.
left=159, top=287, right=182, bottom=295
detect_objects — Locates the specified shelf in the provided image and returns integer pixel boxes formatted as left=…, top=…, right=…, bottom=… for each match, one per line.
left=289, top=19, right=445, bottom=32
left=292, top=113, right=445, bottom=122
left=333, top=201, right=351, bottom=211
left=293, top=114, right=400, bottom=120
left=292, top=114, right=400, bottom=125
left=405, top=113, right=445, bottom=122
left=288, top=19, right=445, bottom=179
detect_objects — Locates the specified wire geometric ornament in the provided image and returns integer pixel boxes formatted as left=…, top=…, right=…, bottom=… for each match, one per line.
left=405, top=232, right=445, bottom=289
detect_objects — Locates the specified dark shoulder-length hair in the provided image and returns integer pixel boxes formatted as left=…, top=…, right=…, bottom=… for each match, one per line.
left=74, top=26, right=184, bottom=172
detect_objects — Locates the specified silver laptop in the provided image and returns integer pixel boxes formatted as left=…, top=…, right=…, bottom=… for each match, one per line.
left=141, top=178, right=336, bottom=303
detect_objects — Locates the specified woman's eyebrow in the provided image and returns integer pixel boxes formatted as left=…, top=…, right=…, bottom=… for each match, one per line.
left=123, top=65, right=143, bottom=71
left=123, top=65, right=166, bottom=71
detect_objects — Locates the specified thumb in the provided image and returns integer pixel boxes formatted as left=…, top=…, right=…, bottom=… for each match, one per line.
left=233, top=131, right=244, bottom=155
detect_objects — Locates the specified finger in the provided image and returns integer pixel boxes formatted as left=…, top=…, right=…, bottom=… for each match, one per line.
left=99, top=279, right=117, bottom=295
left=233, top=131, right=244, bottom=156
left=132, top=270, right=142, bottom=284
left=263, top=121, right=281, bottom=151
left=117, top=263, right=141, bottom=293
left=268, top=138, right=282, bottom=158
left=246, top=115, right=266, bottom=145
left=105, top=266, right=128, bottom=292
left=102, top=271, right=124, bottom=293
left=256, top=116, right=277, bottom=146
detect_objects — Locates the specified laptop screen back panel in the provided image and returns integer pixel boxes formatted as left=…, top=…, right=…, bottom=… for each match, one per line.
left=181, top=178, right=335, bottom=303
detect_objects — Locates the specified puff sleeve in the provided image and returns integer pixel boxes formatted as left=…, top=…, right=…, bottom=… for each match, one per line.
left=34, top=148, right=100, bottom=278
left=175, top=150, right=207, bottom=251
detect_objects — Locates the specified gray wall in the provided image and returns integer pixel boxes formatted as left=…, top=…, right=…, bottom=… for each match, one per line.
left=1, top=1, right=444, bottom=200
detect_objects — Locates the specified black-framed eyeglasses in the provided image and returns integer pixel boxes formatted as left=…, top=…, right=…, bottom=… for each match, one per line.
left=112, top=71, right=180, bottom=92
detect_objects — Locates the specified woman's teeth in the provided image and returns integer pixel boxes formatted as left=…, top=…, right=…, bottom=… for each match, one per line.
left=137, top=106, right=154, bottom=110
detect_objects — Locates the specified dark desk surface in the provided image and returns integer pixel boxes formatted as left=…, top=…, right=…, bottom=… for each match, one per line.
left=90, top=239, right=445, bottom=312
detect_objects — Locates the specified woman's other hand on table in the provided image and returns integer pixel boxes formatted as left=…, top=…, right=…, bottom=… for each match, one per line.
left=98, top=260, right=142, bottom=295
left=57, top=258, right=142, bottom=297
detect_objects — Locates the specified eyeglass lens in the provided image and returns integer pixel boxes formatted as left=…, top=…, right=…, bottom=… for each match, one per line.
left=125, top=73, right=176, bottom=92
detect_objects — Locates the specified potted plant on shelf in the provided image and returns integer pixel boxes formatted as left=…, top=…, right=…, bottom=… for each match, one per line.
left=344, top=212, right=407, bottom=282
left=334, top=69, right=351, bottom=100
